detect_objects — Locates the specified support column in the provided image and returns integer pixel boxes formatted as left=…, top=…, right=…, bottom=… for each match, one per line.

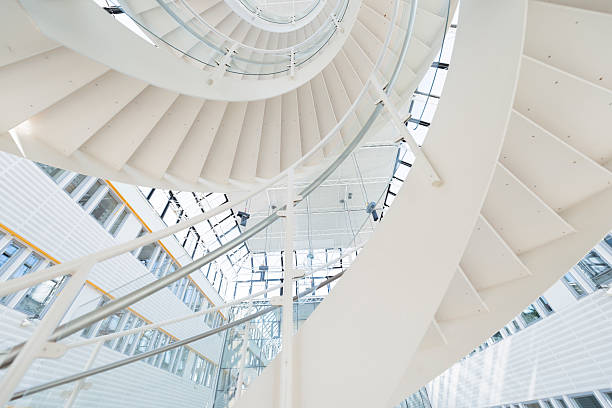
left=280, top=169, right=296, bottom=408
left=0, top=263, right=92, bottom=406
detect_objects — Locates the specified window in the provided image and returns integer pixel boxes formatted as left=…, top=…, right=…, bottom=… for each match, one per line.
left=521, top=304, right=541, bottom=326
left=542, top=401, right=554, bottom=408
left=562, top=273, right=587, bottom=298
left=91, top=191, right=120, bottom=226
left=134, top=330, right=155, bottom=354
left=81, top=296, right=110, bottom=338
left=604, top=234, right=612, bottom=250
left=78, top=180, right=104, bottom=208
left=124, top=318, right=145, bottom=354
left=604, top=392, right=612, bottom=403
left=555, top=398, right=569, bottom=408
left=512, top=320, right=521, bottom=332
left=573, top=395, right=603, bottom=408
left=36, top=162, right=65, bottom=181
left=160, top=345, right=177, bottom=371
left=114, top=313, right=137, bottom=353
left=504, top=327, right=512, bottom=337
left=1, top=252, right=43, bottom=305
left=98, top=309, right=126, bottom=346
left=0, top=241, right=23, bottom=274
left=63, top=174, right=87, bottom=196
left=491, top=331, right=503, bottom=343
left=14, top=273, right=68, bottom=317
left=578, top=251, right=612, bottom=287
left=109, top=208, right=129, bottom=236
left=524, top=403, right=540, bottom=408
left=173, top=347, right=189, bottom=376
left=137, top=244, right=158, bottom=269
left=537, top=296, right=554, bottom=315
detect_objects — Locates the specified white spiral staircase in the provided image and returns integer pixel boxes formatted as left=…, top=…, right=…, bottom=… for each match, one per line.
left=0, top=0, right=611, bottom=406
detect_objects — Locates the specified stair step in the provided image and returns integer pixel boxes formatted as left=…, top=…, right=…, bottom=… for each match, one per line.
left=481, top=162, right=575, bottom=254
left=81, top=86, right=179, bottom=170
left=201, top=101, right=249, bottom=183
left=167, top=100, right=228, bottom=183
left=296, top=81, right=325, bottom=166
left=502, top=110, right=612, bottom=212
left=435, top=267, right=489, bottom=322
left=256, top=96, right=282, bottom=179
left=526, top=0, right=612, bottom=91
left=29, top=70, right=148, bottom=156
left=0, top=47, right=108, bottom=133
left=460, top=215, right=532, bottom=291
left=230, top=100, right=266, bottom=182
left=280, top=90, right=302, bottom=171
left=514, top=55, right=612, bottom=166
left=128, top=95, right=205, bottom=179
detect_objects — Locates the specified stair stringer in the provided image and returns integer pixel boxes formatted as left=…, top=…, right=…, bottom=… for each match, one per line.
left=232, top=0, right=525, bottom=406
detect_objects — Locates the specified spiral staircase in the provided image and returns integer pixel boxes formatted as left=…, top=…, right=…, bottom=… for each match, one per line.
left=0, top=0, right=611, bottom=406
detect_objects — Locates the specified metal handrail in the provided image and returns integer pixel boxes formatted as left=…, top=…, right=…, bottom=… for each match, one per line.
left=0, top=0, right=417, bottom=384
left=237, top=0, right=324, bottom=24
left=10, top=271, right=346, bottom=402
left=163, top=0, right=347, bottom=57
left=0, top=0, right=399, bottom=301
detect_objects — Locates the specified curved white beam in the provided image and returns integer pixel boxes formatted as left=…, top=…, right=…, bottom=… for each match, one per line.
left=232, top=1, right=524, bottom=406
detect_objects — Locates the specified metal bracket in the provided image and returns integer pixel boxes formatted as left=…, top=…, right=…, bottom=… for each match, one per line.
left=213, top=43, right=239, bottom=78
left=39, top=341, right=68, bottom=359
left=330, top=14, right=344, bottom=33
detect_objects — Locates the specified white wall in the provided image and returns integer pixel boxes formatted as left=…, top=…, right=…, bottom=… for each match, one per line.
left=428, top=291, right=612, bottom=408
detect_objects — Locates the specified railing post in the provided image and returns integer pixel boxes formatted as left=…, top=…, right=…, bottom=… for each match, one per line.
left=63, top=341, right=103, bottom=408
left=234, top=310, right=252, bottom=399
left=371, top=76, right=443, bottom=187
left=280, top=169, right=296, bottom=408
left=0, top=262, right=93, bottom=406
left=290, top=49, right=295, bottom=78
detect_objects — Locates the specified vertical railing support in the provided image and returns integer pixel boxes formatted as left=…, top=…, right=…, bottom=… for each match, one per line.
left=290, top=49, right=295, bottom=78
left=372, top=76, right=443, bottom=187
left=280, top=169, right=296, bottom=408
left=234, top=312, right=252, bottom=399
left=0, top=262, right=93, bottom=406
left=63, top=341, right=103, bottom=408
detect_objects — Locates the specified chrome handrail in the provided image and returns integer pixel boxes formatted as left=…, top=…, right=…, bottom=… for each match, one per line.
left=0, top=0, right=420, bottom=382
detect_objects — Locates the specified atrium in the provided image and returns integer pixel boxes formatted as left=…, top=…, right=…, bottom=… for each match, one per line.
left=0, top=0, right=611, bottom=407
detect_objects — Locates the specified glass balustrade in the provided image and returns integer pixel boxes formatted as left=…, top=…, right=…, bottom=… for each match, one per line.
left=104, top=0, right=349, bottom=78
left=0, top=0, right=452, bottom=405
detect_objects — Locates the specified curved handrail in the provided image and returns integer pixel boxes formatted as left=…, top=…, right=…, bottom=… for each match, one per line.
left=237, top=0, right=324, bottom=25
left=176, top=0, right=344, bottom=55
left=111, top=0, right=348, bottom=75
left=0, top=0, right=419, bottom=372
left=0, top=0, right=401, bottom=301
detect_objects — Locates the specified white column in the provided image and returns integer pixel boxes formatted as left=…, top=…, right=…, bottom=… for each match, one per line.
left=0, top=263, right=93, bottom=406
left=280, top=169, right=296, bottom=408
left=234, top=316, right=252, bottom=399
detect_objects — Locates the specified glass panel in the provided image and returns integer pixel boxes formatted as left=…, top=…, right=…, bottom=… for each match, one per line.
left=109, top=208, right=129, bottom=236
left=562, top=273, right=587, bottom=298
left=579, top=250, right=612, bottom=286
left=573, top=395, right=603, bottom=408
left=0, top=241, right=23, bottom=273
left=36, top=162, right=65, bottom=181
left=14, top=274, right=68, bottom=317
left=538, top=296, right=554, bottom=315
left=137, top=244, right=158, bottom=269
left=78, top=180, right=104, bottom=208
left=520, top=304, right=541, bottom=326
left=491, top=331, right=503, bottom=343
left=91, top=191, right=121, bottom=226
left=63, top=174, right=87, bottom=195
